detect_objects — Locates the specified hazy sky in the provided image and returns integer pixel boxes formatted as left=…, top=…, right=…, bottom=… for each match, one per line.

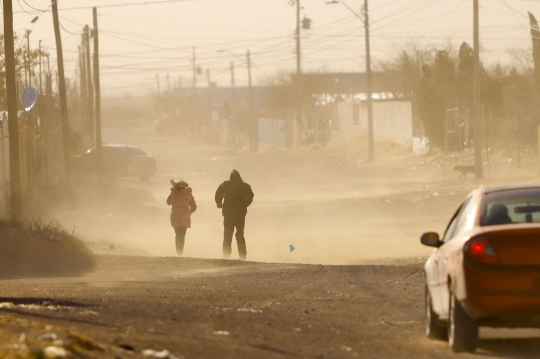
left=2, top=0, right=539, bottom=96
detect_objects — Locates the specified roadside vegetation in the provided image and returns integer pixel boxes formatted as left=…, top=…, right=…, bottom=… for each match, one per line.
left=0, top=217, right=83, bottom=247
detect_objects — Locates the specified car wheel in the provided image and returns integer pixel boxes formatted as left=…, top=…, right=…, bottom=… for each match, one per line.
left=425, top=286, right=447, bottom=340
left=448, top=287, right=478, bottom=353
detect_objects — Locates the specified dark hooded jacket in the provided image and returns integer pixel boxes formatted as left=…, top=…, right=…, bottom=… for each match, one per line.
left=215, top=170, right=254, bottom=217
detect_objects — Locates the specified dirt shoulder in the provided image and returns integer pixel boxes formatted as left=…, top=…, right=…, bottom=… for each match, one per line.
left=1, top=255, right=539, bottom=359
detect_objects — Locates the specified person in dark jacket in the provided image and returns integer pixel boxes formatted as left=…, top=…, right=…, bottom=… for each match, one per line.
left=215, top=170, right=254, bottom=260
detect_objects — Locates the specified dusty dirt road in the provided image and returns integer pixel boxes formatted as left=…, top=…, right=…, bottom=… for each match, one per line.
left=2, top=121, right=540, bottom=358
left=1, top=254, right=540, bottom=358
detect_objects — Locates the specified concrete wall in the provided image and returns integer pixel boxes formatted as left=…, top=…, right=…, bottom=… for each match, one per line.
left=333, top=101, right=360, bottom=141
left=368, top=101, right=413, bottom=147
left=258, top=117, right=288, bottom=149
left=335, top=101, right=413, bottom=148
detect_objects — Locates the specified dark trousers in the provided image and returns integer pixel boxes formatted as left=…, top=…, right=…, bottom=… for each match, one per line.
left=223, top=215, right=247, bottom=259
left=174, top=227, right=187, bottom=256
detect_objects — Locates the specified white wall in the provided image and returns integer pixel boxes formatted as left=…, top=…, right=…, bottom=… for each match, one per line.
left=335, top=101, right=413, bottom=148
left=257, top=117, right=288, bottom=149
left=370, top=101, right=413, bottom=147
left=334, top=101, right=360, bottom=141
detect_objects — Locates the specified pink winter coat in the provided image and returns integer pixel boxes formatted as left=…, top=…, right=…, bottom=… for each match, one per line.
left=167, top=187, right=197, bottom=228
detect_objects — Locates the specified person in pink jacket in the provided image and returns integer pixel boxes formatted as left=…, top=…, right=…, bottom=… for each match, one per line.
left=167, top=179, right=197, bottom=256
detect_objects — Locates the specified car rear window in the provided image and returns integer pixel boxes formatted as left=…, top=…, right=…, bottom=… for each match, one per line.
left=482, top=188, right=540, bottom=226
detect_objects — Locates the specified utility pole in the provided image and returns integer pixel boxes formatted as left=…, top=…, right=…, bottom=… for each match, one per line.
left=93, top=7, right=102, bottom=180
left=206, top=69, right=212, bottom=107
left=247, top=49, right=257, bottom=152
left=207, top=69, right=213, bottom=140
left=247, top=50, right=253, bottom=113
left=26, top=30, right=32, bottom=88
left=295, top=0, right=301, bottom=74
left=39, top=40, right=42, bottom=94
left=52, top=0, right=73, bottom=206
left=3, top=0, right=22, bottom=218
left=326, top=0, right=375, bottom=159
left=192, top=47, right=197, bottom=89
left=294, top=0, right=304, bottom=146
left=364, top=0, right=374, bottom=161
left=84, top=25, right=94, bottom=144
left=79, top=44, right=87, bottom=114
left=230, top=61, right=236, bottom=120
left=473, top=0, right=483, bottom=180
left=156, top=73, right=161, bottom=96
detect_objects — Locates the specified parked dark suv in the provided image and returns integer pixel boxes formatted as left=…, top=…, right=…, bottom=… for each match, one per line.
left=72, top=144, right=157, bottom=181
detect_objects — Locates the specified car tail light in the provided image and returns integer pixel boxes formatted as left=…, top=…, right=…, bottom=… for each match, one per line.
left=464, top=236, right=499, bottom=264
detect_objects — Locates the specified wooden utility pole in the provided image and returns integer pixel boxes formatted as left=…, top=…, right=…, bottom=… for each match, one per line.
left=193, top=47, right=197, bottom=89
left=26, top=30, right=32, bottom=88
left=39, top=40, right=42, bottom=94
left=79, top=45, right=88, bottom=127
left=247, top=50, right=253, bottom=113
left=206, top=69, right=212, bottom=108
left=52, top=0, right=73, bottom=205
left=247, top=49, right=257, bottom=152
left=473, top=0, right=483, bottom=180
left=294, top=0, right=304, bottom=146
left=364, top=0, right=374, bottom=161
left=327, top=0, right=374, bottom=158
left=230, top=61, right=236, bottom=118
left=295, top=0, right=301, bottom=74
left=84, top=25, right=94, bottom=144
left=93, top=7, right=102, bottom=177
left=206, top=69, right=213, bottom=141
left=3, top=0, right=22, bottom=218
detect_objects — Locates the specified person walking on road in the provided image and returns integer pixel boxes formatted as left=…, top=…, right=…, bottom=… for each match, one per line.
left=215, top=170, right=254, bottom=260
left=167, top=179, right=197, bottom=256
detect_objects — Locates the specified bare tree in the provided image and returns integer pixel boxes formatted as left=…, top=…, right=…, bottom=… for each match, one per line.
left=507, top=47, right=534, bottom=75
left=0, top=34, right=48, bottom=108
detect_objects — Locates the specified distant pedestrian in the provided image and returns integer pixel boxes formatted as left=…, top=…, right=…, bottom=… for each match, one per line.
left=167, top=179, right=197, bottom=256
left=215, top=170, right=254, bottom=260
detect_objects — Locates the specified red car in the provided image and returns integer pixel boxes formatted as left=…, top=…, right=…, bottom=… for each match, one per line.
left=422, top=184, right=540, bottom=352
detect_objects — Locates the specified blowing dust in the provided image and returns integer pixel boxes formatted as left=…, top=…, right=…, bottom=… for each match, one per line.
left=43, top=121, right=474, bottom=265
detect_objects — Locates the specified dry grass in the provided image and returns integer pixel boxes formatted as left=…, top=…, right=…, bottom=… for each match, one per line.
left=0, top=217, right=82, bottom=245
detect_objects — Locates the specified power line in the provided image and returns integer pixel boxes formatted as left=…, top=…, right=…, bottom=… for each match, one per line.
left=12, top=0, right=197, bottom=13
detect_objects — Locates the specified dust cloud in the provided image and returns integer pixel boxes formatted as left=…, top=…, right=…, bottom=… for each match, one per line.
left=38, top=115, right=472, bottom=266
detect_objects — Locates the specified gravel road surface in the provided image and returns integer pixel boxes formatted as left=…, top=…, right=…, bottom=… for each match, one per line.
left=2, top=254, right=540, bottom=358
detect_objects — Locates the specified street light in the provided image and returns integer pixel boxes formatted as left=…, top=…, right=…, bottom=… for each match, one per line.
left=326, top=0, right=374, bottom=161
